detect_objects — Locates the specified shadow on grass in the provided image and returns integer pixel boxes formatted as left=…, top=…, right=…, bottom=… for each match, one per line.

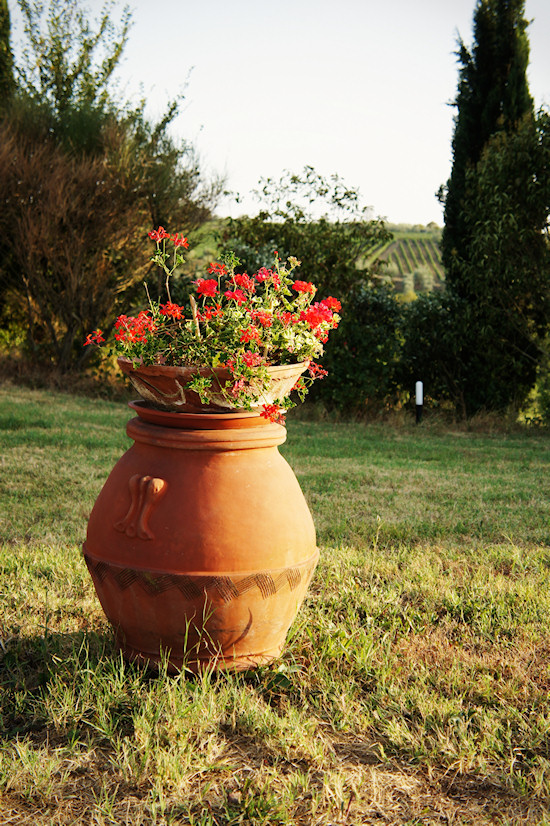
left=1, top=628, right=142, bottom=741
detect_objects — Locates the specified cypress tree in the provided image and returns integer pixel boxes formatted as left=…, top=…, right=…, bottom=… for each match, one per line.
left=434, top=0, right=550, bottom=417
left=0, top=0, right=15, bottom=108
left=441, top=0, right=533, bottom=291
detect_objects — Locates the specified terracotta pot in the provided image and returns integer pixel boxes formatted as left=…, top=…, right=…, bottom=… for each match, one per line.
left=83, top=402, right=318, bottom=672
left=117, top=357, right=309, bottom=412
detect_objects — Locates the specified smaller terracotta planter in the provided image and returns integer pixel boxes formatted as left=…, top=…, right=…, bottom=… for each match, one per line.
left=117, top=357, right=309, bottom=413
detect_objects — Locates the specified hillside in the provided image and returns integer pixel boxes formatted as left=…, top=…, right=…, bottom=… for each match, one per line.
left=368, top=223, right=445, bottom=294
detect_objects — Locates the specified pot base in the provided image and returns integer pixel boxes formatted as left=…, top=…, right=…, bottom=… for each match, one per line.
left=84, top=547, right=319, bottom=674
left=119, top=641, right=285, bottom=674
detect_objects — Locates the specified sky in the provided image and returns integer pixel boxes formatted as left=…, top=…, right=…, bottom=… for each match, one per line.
left=9, top=0, right=550, bottom=226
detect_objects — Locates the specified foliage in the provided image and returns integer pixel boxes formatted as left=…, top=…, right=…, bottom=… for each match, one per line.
left=0, top=121, right=153, bottom=370
left=15, top=0, right=131, bottom=126
left=451, top=110, right=550, bottom=414
left=440, top=0, right=533, bottom=280
left=435, top=0, right=550, bottom=416
left=0, top=0, right=14, bottom=108
left=399, top=290, right=470, bottom=415
left=88, top=229, right=342, bottom=418
left=220, top=166, right=391, bottom=300
left=0, top=0, right=220, bottom=372
left=314, top=283, right=404, bottom=412
left=535, top=335, right=550, bottom=425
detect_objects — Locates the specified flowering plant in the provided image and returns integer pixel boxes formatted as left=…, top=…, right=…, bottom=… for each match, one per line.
left=86, top=227, right=341, bottom=421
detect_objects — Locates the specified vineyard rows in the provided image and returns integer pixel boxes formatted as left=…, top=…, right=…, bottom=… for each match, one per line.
left=367, top=227, right=445, bottom=293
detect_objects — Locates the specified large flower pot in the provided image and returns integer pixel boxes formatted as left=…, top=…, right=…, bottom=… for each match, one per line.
left=83, top=402, right=318, bottom=672
left=117, top=357, right=309, bottom=412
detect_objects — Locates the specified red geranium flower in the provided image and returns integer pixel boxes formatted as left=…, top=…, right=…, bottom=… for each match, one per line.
left=239, top=325, right=261, bottom=344
left=114, top=311, right=157, bottom=344
left=198, top=304, right=224, bottom=322
left=84, top=329, right=105, bottom=346
left=308, top=362, right=328, bottom=379
left=195, top=278, right=218, bottom=297
left=277, top=311, right=299, bottom=327
left=242, top=351, right=263, bottom=368
left=260, top=403, right=285, bottom=424
left=299, top=302, right=333, bottom=329
left=232, top=273, right=256, bottom=293
left=160, top=302, right=184, bottom=319
left=251, top=310, right=273, bottom=328
left=320, top=296, right=341, bottom=312
left=224, top=289, right=247, bottom=305
left=208, top=262, right=228, bottom=276
left=292, top=280, right=316, bottom=295
left=230, top=378, right=247, bottom=397
left=148, top=226, right=171, bottom=242
left=172, top=233, right=189, bottom=249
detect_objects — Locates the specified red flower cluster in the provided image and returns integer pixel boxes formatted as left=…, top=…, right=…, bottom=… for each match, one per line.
left=242, top=352, right=264, bottom=368
left=299, top=301, right=337, bottom=330
left=251, top=310, right=273, bottom=328
left=232, top=273, right=256, bottom=293
left=195, top=278, right=218, bottom=297
left=160, top=302, right=184, bottom=319
left=230, top=378, right=246, bottom=398
left=308, top=362, right=328, bottom=379
left=198, top=305, right=224, bottom=322
left=255, top=267, right=280, bottom=289
left=224, top=289, right=247, bottom=305
left=240, top=325, right=261, bottom=344
left=172, top=234, right=189, bottom=249
left=114, top=311, right=156, bottom=344
left=260, top=403, right=285, bottom=424
left=321, top=296, right=341, bottom=312
left=292, top=280, right=316, bottom=295
left=84, top=329, right=105, bottom=346
left=149, top=226, right=188, bottom=247
left=148, top=226, right=170, bottom=242
left=276, top=311, right=299, bottom=327
left=208, top=262, right=228, bottom=276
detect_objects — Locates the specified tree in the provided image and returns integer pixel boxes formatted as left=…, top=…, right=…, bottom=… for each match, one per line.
left=435, top=0, right=550, bottom=415
left=440, top=0, right=533, bottom=285
left=450, top=111, right=550, bottom=413
left=0, top=0, right=14, bottom=108
left=0, top=122, right=151, bottom=370
left=221, top=166, right=391, bottom=299
left=0, top=0, right=221, bottom=371
left=15, top=0, right=131, bottom=123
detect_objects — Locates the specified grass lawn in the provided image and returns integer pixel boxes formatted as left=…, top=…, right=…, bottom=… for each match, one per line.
left=1, top=383, right=549, bottom=825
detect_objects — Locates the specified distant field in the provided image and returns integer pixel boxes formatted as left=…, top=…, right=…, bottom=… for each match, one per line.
left=366, top=223, right=445, bottom=293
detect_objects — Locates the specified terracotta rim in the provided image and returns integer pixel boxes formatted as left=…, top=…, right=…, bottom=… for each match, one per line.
left=126, top=416, right=287, bottom=450
left=128, top=400, right=271, bottom=429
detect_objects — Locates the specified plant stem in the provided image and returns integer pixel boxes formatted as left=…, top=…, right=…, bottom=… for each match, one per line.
left=189, top=295, right=201, bottom=340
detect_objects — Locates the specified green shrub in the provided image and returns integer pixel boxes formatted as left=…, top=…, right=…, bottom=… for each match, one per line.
left=399, top=291, right=466, bottom=413
left=313, top=283, right=404, bottom=412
